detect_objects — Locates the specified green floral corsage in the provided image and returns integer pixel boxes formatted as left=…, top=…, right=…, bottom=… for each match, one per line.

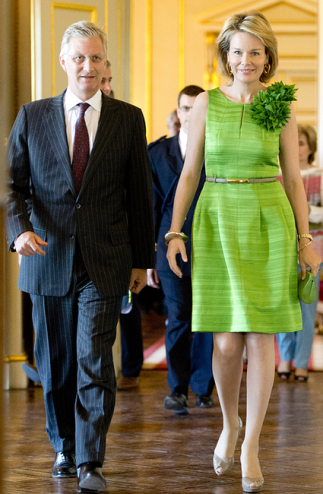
left=250, top=81, right=297, bottom=132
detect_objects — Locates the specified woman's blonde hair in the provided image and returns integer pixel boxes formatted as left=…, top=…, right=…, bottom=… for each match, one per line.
left=298, top=125, right=317, bottom=164
left=216, top=11, right=278, bottom=84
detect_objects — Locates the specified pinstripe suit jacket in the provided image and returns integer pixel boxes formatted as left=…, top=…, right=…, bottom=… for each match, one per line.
left=6, top=91, right=155, bottom=297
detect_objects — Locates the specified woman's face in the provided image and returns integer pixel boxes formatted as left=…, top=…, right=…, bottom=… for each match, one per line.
left=298, top=133, right=312, bottom=166
left=227, top=31, right=268, bottom=85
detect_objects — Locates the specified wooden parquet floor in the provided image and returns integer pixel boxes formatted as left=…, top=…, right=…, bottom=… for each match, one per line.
left=3, top=370, right=323, bottom=494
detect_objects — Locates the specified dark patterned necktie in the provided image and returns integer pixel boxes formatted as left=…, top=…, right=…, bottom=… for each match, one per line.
left=72, top=102, right=90, bottom=193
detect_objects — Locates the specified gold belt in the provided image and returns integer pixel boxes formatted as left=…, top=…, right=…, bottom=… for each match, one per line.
left=205, top=177, right=278, bottom=184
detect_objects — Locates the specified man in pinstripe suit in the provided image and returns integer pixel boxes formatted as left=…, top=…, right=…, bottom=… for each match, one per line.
left=6, top=21, right=154, bottom=492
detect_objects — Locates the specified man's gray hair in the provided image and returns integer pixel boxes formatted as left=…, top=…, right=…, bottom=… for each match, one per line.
left=60, top=21, right=107, bottom=57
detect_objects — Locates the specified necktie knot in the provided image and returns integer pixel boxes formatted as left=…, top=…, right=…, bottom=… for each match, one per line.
left=78, top=102, right=90, bottom=117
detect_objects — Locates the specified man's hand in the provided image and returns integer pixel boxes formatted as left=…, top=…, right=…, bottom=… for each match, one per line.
left=147, top=268, right=160, bottom=289
left=15, top=231, right=48, bottom=257
left=129, top=268, right=147, bottom=294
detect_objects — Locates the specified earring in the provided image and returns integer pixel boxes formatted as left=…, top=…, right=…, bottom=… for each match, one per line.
left=226, top=62, right=232, bottom=75
left=263, top=63, right=271, bottom=75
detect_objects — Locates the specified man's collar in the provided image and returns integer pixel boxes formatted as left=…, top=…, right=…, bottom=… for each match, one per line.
left=65, top=87, right=102, bottom=112
left=178, top=129, right=188, bottom=147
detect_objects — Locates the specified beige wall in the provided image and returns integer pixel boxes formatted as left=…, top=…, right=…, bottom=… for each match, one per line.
left=131, top=0, right=318, bottom=143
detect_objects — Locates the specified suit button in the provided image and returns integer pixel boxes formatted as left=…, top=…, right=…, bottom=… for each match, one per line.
left=76, top=204, right=81, bottom=209
left=70, top=234, right=75, bottom=240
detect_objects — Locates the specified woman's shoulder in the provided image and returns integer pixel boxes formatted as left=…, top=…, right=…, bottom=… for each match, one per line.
left=193, top=91, right=209, bottom=113
left=206, top=87, right=221, bottom=100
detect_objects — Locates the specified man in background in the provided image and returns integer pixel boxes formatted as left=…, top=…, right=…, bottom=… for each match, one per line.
left=148, top=85, right=214, bottom=415
left=100, top=60, right=144, bottom=391
left=100, top=59, right=113, bottom=96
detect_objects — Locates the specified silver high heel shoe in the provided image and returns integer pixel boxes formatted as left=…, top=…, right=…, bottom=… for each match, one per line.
left=213, top=416, right=243, bottom=476
left=242, top=476, right=264, bottom=493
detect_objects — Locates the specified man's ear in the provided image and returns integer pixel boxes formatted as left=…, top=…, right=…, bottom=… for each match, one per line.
left=59, top=55, right=67, bottom=73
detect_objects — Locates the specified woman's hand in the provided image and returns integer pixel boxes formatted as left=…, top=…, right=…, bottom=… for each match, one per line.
left=166, top=238, right=188, bottom=278
left=299, top=244, right=321, bottom=278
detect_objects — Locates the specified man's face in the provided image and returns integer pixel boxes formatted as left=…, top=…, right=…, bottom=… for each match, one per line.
left=100, top=66, right=112, bottom=96
left=177, top=95, right=196, bottom=134
left=60, top=36, right=106, bottom=101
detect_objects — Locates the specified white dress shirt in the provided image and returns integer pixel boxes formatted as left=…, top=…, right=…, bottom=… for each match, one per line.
left=64, top=87, right=102, bottom=163
left=178, top=129, right=188, bottom=160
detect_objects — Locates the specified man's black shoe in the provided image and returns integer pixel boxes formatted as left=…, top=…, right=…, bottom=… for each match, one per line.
left=196, top=395, right=214, bottom=408
left=52, top=451, right=76, bottom=478
left=164, top=393, right=188, bottom=415
left=77, top=462, right=106, bottom=492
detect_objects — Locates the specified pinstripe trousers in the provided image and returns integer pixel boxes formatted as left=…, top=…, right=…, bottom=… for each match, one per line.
left=30, top=241, right=123, bottom=467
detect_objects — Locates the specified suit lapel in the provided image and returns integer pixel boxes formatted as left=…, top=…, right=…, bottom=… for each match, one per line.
left=167, top=134, right=184, bottom=176
left=42, top=91, right=77, bottom=196
left=80, top=93, right=119, bottom=194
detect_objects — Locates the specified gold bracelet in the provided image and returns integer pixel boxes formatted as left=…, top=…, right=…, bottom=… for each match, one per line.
left=298, top=239, right=313, bottom=252
left=164, top=231, right=189, bottom=246
left=298, top=234, right=313, bottom=241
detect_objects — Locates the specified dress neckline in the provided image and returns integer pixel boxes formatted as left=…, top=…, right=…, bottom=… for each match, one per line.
left=216, top=86, right=267, bottom=106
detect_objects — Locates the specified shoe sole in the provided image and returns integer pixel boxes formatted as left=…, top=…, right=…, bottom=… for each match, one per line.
left=78, top=477, right=106, bottom=491
left=77, top=487, right=105, bottom=493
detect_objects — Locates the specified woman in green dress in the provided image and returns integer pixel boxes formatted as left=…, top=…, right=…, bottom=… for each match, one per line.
left=166, top=11, right=321, bottom=494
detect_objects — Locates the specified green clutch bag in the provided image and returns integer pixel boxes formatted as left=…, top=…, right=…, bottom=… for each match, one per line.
left=298, top=270, right=317, bottom=304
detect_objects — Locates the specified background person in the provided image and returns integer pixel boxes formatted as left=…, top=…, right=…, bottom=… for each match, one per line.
left=117, top=294, right=144, bottom=390
left=6, top=21, right=154, bottom=492
left=100, top=59, right=112, bottom=96
left=277, top=125, right=323, bottom=382
left=100, top=60, right=144, bottom=391
left=166, top=12, right=320, bottom=493
left=148, top=85, right=214, bottom=415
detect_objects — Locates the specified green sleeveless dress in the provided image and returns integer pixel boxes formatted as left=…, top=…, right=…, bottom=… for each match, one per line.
left=191, top=87, right=302, bottom=334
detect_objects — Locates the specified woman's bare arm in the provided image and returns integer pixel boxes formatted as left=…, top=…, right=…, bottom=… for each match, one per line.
left=167, top=91, right=208, bottom=277
left=280, top=104, right=321, bottom=276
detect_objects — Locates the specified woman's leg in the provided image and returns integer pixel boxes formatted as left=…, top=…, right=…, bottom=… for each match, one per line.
left=240, top=333, right=275, bottom=479
left=212, top=333, right=244, bottom=463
